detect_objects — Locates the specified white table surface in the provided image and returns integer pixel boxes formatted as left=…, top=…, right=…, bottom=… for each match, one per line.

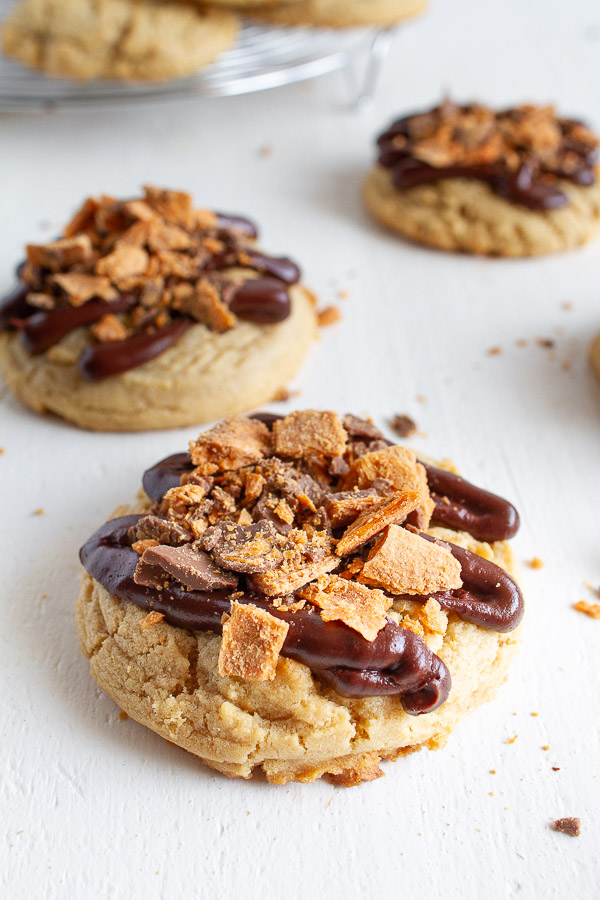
left=2, top=0, right=600, bottom=897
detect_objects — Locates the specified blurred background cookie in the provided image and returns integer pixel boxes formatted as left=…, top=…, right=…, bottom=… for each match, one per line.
left=247, top=0, right=427, bottom=27
left=364, top=100, right=600, bottom=256
left=0, top=188, right=319, bottom=430
left=1, top=0, right=239, bottom=81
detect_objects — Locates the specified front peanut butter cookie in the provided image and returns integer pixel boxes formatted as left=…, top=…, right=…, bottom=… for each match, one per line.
left=77, top=410, right=524, bottom=785
left=0, top=187, right=317, bottom=431
left=363, top=100, right=600, bottom=257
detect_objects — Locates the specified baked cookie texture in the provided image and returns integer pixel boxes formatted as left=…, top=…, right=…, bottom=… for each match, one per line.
left=0, top=188, right=318, bottom=431
left=77, top=530, right=521, bottom=784
left=248, top=0, right=427, bottom=27
left=366, top=101, right=600, bottom=257
left=1, top=0, right=239, bottom=82
left=591, top=332, right=600, bottom=379
left=0, top=284, right=315, bottom=431
left=76, top=411, right=524, bottom=785
left=363, top=165, right=600, bottom=257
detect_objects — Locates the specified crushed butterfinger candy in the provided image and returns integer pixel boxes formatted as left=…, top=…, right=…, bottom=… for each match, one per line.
left=218, top=602, right=289, bottom=681
left=359, top=526, right=462, bottom=595
left=299, top=574, right=392, bottom=641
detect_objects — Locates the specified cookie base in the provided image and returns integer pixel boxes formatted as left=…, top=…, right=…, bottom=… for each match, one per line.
left=76, top=526, right=522, bottom=785
left=363, top=165, right=600, bottom=257
left=0, top=285, right=316, bottom=432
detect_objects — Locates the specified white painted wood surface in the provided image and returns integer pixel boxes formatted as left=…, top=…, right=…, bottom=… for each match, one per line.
left=2, top=0, right=600, bottom=896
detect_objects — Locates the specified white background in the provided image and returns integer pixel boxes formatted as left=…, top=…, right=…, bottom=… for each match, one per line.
left=2, top=0, right=600, bottom=897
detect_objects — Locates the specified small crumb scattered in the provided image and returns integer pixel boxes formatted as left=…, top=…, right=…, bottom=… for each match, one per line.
left=0, top=448, right=5, bottom=455
left=584, top=582, right=600, bottom=599
left=139, top=611, right=165, bottom=629
left=16, top=831, right=24, bottom=835
left=247, top=811, right=252, bottom=816
left=552, top=817, right=581, bottom=837
left=272, top=387, right=301, bottom=403
left=118, top=711, right=128, bottom=721
left=531, top=712, right=539, bottom=717
left=317, top=305, right=342, bottom=327
left=487, top=346, right=502, bottom=356
left=416, top=394, right=427, bottom=404
left=258, top=144, right=273, bottom=158
left=338, top=289, right=350, bottom=300
left=506, top=734, right=518, bottom=744
left=562, top=301, right=573, bottom=311
left=561, top=360, right=572, bottom=371
left=489, top=792, right=494, bottom=797
left=542, top=745, right=550, bottom=751
left=552, top=767, right=560, bottom=772
left=33, top=508, right=45, bottom=516
left=490, top=769, right=496, bottom=774
left=516, top=339, right=529, bottom=348
left=573, top=600, right=600, bottom=619
left=537, top=338, right=555, bottom=349
left=389, top=414, right=418, bottom=439
left=527, top=557, right=544, bottom=569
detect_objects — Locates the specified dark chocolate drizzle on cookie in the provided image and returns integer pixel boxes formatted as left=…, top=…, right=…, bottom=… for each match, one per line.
left=377, top=102, right=599, bottom=211
left=0, top=205, right=301, bottom=380
left=80, top=515, right=451, bottom=715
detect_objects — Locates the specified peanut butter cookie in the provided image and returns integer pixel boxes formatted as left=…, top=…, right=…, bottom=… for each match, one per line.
left=77, top=411, right=524, bottom=785
left=591, top=333, right=600, bottom=380
left=364, top=100, right=600, bottom=256
left=0, top=188, right=317, bottom=431
left=248, top=0, right=427, bottom=27
left=1, top=0, right=239, bottom=82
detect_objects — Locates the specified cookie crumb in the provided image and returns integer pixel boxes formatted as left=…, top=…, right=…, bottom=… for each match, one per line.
left=573, top=599, right=600, bottom=619
left=487, top=346, right=502, bottom=356
left=537, top=338, right=555, bottom=349
left=139, top=611, right=165, bottom=629
left=389, top=414, right=417, bottom=438
left=338, top=290, right=349, bottom=300
left=118, top=711, right=128, bottom=721
left=490, top=769, right=496, bottom=774
left=506, top=734, right=518, bottom=744
left=0, top=448, right=4, bottom=455
left=552, top=767, right=560, bottom=771
left=317, top=305, right=342, bottom=327
left=258, top=144, right=273, bottom=158
left=416, top=394, right=427, bottom=404
left=272, top=387, right=301, bottom=403
left=561, top=301, right=573, bottom=311
left=542, top=745, right=550, bottom=751
left=527, top=557, right=544, bottom=569
left=552, top=817, right=581, bottom=837
left=531, top=712, right=539, bottom=717
left=33, top=508, right=45, bottom=516
left=516, top=338, right=529, bottom=348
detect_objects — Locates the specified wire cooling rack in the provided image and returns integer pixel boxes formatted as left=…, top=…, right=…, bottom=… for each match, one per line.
left=0, top=10, right=394, bottom=112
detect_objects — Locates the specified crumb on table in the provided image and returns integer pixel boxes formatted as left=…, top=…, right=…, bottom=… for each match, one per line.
left=527, top=557, right=544, bottom=569
left=573, top=600, right=600, bottom=619
left=552, top=817, right=581, bottom=837
left=389, top=414, right=417, bottom=438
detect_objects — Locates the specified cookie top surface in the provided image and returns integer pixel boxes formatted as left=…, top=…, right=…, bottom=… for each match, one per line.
left=1, top=0, right=239, bottom=82
left=0, top=187, right=302, bottom=380
left=376, top=100, right=599, bottom=211
left=80, top=410, right=524, bottom=715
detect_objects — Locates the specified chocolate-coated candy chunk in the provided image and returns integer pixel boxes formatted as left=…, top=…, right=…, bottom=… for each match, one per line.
left=202, top=520, right=283, bottom=574
left=135, top=544, right=238, bottom=591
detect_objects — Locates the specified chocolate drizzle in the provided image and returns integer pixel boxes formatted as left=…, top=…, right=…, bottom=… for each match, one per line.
left=377, top=103, right=599, bottom=211
left=78, top=320, right=192, bottom=381
left=15, top=296, right=134, bottom=355
left=80, top=515, right=451, bottom=715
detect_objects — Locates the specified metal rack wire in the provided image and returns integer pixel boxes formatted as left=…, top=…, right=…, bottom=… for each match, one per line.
left=0, top=10, right=394, bottom=112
